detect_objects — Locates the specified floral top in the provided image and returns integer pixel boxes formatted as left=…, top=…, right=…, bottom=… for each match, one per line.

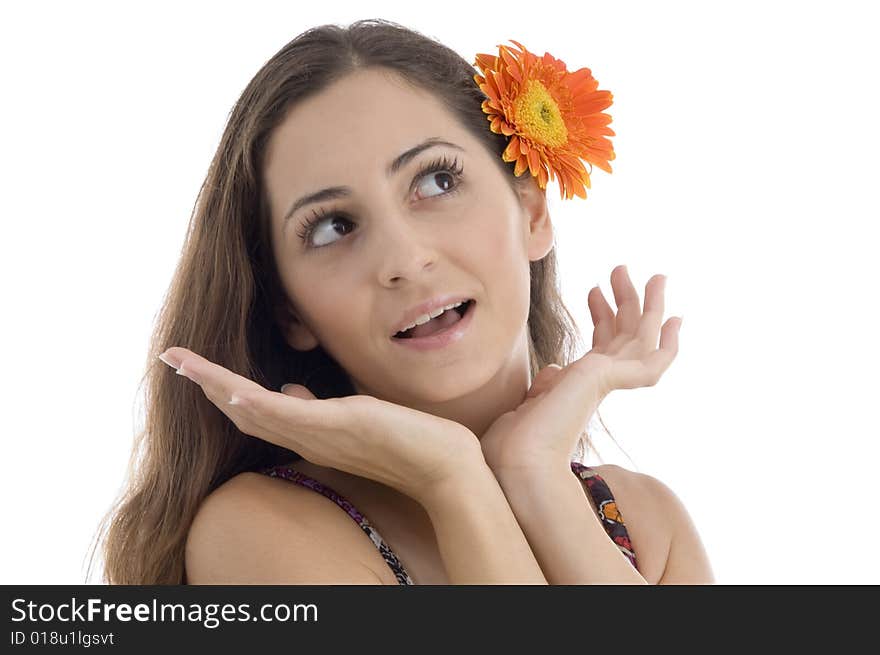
left=259, top=460, right=638, bottom=584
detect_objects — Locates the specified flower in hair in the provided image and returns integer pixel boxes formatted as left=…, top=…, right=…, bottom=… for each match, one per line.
left=473, top=40, right=615, bottom=200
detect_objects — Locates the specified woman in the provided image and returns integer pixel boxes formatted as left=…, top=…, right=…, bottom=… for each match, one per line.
left=94, top=18, right=713, bottom=585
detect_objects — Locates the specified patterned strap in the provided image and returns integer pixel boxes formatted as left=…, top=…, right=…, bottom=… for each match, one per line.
left=260, top=466, right=414, bottom=585
left=570, top=461, right=639, bottom=571
left=260, top=462, right=638, bottom=583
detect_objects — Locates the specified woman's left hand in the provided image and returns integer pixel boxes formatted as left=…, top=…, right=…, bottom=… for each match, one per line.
left=480, top=265, right=683, bottom=475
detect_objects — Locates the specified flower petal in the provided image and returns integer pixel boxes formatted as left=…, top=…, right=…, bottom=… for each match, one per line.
left=503, top=135, right=521, bottom=161
left=475, top=40, right=615, bottom=203
left=573, top=90, right=614, bottom=115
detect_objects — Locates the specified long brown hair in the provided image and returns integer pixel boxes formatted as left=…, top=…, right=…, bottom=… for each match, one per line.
left=90, top=18, right=617, bottom=585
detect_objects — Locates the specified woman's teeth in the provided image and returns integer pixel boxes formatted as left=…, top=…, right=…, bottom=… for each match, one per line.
left=395, top=299, right=471, bottom=339
left=396, top=299, right=468, bottom=334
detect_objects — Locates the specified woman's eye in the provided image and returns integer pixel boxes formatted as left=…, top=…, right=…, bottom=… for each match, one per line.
left=302, top=213, right=354, bottom=248
left=415, top=171, right=457, bottom=199
left=298, top=158, right=463, bottom=249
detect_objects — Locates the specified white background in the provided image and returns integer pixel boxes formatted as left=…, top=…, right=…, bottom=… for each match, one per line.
left=2, top=0, right=877, bottom=584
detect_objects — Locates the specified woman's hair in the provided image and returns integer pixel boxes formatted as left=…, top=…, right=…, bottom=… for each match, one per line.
left=90, top=18, right=618, bottom=585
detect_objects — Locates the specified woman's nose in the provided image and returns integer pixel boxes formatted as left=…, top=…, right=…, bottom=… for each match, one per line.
left=373, top=211, right=439, bottom=284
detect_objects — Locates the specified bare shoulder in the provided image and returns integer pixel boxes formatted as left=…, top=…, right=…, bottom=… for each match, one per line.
left=591, top=464, right=672, bottom=510
left=584, top=464, right=669, bottom=582
left=588, top=463, right=668, bottom=520
left=185, top=471, right=395, bottom=585
left=591, top=465, right=714, bottom=584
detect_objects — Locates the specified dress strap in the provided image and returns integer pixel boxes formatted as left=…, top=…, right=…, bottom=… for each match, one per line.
left=570, top=462, right=639, bottom=572
left=259, top=465, right=414, bottom=585
left=258, top=462, right=638, bottom=582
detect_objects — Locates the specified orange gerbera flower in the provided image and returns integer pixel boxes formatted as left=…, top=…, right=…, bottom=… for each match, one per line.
left=473, top=40, right=615, bottom=200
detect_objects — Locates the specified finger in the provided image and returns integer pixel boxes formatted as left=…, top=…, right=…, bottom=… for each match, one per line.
left=280, top=382, right=317, bottom=401
left=258, top=392, right=345, bottom=456
left=604, top=317, right=681, bottom=390
left=161, top=347, right=264, bottom=403
left=161, top=347, right=277, bottom=436
left=274, top=384, right=343, bottom=437
left=588, top=285, right=615, bottom=351
left=526, top=363, right=564, bottom=399
left=636, top=274, right=667, bottom=352
left=161, top=347, right=323, bottom=447
left=610, top=264, right=641, bottom=343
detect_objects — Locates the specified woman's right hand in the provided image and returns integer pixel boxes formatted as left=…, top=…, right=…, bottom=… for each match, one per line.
left=158, top=347, right=482, bottom=503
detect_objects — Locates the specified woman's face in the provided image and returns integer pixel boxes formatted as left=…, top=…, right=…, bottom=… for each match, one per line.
left=264, top=67, right=552, bottom=407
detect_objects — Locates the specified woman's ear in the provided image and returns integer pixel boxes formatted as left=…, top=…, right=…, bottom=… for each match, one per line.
left=515, top=176, right=554, bottom=262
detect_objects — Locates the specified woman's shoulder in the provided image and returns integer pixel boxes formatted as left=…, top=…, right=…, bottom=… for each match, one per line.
left=587, top=463, right=671, bottom=510
left=584, top=464, right=675, bottom=584
left=589, top=464, right=715, bottom=584
left=184, top=470, right=394, bottom=584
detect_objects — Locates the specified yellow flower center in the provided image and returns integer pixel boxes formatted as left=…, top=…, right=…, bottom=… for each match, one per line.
left=513, top=79, right=568, bottom=147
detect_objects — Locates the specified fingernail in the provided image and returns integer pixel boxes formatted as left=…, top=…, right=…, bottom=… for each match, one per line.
left=176, top=363, right=202, bottom=385
left=158, top=351, right=181, bottom=369
left=280, top=384, right=292, bottom=393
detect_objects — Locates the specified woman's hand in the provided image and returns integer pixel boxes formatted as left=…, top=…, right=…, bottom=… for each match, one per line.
left=157, top=348, right=482, bottom=504
left=480, top=265, right=682, bottom=475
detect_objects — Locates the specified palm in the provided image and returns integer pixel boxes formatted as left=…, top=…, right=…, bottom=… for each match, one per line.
left=480, top=354, right=609, bottom=471
left=480, top=265, right=682, bottom=473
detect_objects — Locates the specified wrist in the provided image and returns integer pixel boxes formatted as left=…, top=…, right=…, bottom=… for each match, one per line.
left=483, top=445, right=572, bottom=478
left=414, top=451, right=495, bottom=510
left=490, top=457, right=574, bottom=485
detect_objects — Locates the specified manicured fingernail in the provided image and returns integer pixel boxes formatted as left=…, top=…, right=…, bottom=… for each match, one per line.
left=158, top=351, right=181, bottom=369
left=176, top=363, right=202, bottom=385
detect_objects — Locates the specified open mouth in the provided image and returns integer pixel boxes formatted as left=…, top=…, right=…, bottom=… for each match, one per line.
left=392, top=299, right=475, bottom=340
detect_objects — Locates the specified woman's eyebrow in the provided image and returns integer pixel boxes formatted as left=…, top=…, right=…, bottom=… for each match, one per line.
left=281, top=137, right=465, bottom=230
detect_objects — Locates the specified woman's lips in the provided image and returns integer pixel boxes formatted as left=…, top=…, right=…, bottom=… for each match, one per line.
left=390, top=300, right=475, bottom=351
